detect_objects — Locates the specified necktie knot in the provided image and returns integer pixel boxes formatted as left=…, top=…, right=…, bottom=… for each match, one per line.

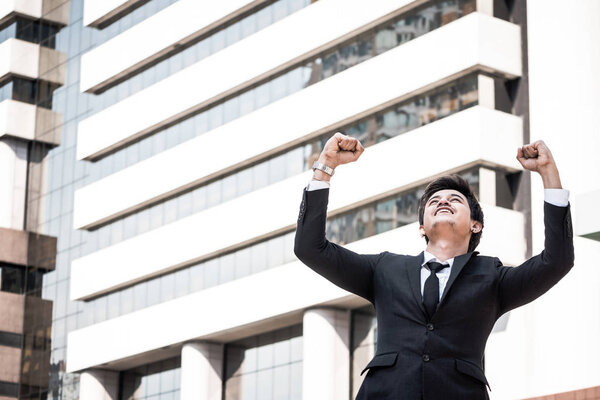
left=427, top=261, right=449, bottom=274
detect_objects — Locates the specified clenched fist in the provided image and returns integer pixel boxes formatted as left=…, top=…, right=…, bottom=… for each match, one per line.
left=319, top=132, right=364, bottom=169
left=516, top=140, right=562, bottom=189
left=311, top=132, right=364, bottom=182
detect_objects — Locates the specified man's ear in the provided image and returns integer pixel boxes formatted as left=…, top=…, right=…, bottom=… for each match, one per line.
left=470, top=221, right=483, bottom=234
left=419, top=225, right=426, bottom=237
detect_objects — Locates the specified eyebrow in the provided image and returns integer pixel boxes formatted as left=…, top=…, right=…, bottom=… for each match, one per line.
left=428, top=193, right=465, bottom=203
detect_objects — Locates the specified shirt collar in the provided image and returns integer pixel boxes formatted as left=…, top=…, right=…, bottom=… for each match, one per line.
left=422, top=250, right=455, bottom=268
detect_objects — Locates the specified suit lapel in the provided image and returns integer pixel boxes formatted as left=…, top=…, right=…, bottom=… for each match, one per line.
left=439, top=251, right=479, bottom=304
left=406, top=252, right=427, bottom=319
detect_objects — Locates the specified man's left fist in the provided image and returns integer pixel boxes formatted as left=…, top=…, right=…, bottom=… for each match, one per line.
left=516, top=140, right=556, bottom=173
left=516, top=140, right=562, bottom=189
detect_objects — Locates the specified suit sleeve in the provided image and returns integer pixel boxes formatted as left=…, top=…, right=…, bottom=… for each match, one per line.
left=496, top=201, right=575, bottom=316
left=294, top=187, right=383, bottom=304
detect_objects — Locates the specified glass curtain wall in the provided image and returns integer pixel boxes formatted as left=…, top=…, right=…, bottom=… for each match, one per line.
left=120, top=358, right=181, bottom=400
left=224, top=325, right=303, bottom=400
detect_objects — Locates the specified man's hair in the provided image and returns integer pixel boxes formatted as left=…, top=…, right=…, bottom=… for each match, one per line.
left=417, top=174, right=484, bottom=252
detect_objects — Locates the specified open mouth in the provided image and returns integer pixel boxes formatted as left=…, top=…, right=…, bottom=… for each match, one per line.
left=435, top=207, right=453, bottom=215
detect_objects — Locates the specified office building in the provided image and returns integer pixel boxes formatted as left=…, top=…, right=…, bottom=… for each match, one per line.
left=2, top=0, right=599, bottom=399
left=0, top=1, right=71, bottom=399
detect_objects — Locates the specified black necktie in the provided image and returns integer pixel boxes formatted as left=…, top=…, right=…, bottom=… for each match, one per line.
left=423, top=261, right=450, bottom=320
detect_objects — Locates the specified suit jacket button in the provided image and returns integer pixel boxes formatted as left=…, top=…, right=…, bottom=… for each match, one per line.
left=426, top=323, right=434, bottom=331
left=422, top=354, right=430, bottom=362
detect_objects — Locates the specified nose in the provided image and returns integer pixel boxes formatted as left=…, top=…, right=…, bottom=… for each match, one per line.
left=438, top=197, right=450, bottom=206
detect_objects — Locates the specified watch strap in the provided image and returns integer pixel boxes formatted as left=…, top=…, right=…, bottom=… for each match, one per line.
left=312, top=161, right=335, bottom=176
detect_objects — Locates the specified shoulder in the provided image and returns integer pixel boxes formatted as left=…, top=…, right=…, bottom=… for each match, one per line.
left=470, top=253, right=504, bottom=271
left=376, top=251, right=420, bottom=268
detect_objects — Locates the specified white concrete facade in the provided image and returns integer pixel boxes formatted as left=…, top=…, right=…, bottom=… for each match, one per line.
left=0, top=0, right=69, bottom=26
left=83, top=0, right=145, bottom=27
left=0, top=100, right=62, bottom=145
left=0, top=38, right=66, bottom=85
left=74, top=9, right=522, bottom=227
left=80, top=0, right=267, bottom=92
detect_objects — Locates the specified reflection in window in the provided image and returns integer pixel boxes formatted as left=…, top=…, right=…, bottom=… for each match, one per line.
left=121, top=357, right=180, bottom=400
left=0, top=17, right=59, bottom=48
left=0, top=78, right=59, bottom=109
left=82, top=74, right=478, bottom=256
left=224, top=325, right=302, bottom=400
left=0, top=263, right=44, bottom=296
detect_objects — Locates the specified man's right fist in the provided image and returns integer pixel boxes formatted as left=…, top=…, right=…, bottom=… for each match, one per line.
left=318, top=132, right=365, bottom=169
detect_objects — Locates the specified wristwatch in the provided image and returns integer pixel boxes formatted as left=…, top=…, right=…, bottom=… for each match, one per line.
left=312, top=161, right=335, bottom=176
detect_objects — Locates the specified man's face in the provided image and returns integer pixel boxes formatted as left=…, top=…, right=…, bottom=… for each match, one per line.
left=420, top=189, right=479, bottom=240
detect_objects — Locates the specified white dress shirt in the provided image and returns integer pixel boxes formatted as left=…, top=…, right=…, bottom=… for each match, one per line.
left=305, top=179, right=570, bottom=300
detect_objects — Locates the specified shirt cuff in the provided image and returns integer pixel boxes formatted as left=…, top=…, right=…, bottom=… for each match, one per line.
left=544, top=188, right=570, bottom=207
left=306, top=179, right=330, bottom=191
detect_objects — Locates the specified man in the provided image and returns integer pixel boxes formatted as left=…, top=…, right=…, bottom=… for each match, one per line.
left=294, top=132, right=574, bottom=400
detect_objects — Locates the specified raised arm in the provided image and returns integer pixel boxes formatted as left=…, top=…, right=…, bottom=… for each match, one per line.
left=294, top=133, right=384, bottom=303
left=496, top=140, right=575, bottom=315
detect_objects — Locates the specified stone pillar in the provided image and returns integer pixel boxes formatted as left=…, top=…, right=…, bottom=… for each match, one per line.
left=79, top=369, right=119, bottom=400
left=180, top=342, right=223, bottom=400
left=302, top=308, right=351, bottom=400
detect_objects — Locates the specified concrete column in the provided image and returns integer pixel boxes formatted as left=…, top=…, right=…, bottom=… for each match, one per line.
left=476, top=0, right=494, bottom=16
left=0, top=138, right=28, bottom=230
left=180, top=341, right=223, bottom=400
left=479, top=167, right=497, bottom=206
left=79, top=369, right=119, bottom=400
left=302, top=308, right=351, bottom=400
left=477, top=74, right=496, bottom=110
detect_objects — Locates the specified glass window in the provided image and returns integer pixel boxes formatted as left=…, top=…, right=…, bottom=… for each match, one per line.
left=220, top=253, right=235, bottom=283
left=192, top=186, right=207, bottom=213
left=160, top=273, right=175, bottom=302
left=133, top=282, right=148, bottom=311
left=225, top=324, right=302, bottom=400
left=0, top=264, right=25, bottom=293
left=174, top=268, right=190, bottom=297
left=121, top=357, right=181, bottom=400
left=189, top=264, right=204, bottom=292
left=147, top=278, right=161, bottom=307
left=107, top=291, right=120, bottom=319
left=204, top=259, right=220, bottom=287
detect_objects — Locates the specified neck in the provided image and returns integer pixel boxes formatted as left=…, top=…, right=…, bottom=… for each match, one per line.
left=426, top=238, right=469, bottom=262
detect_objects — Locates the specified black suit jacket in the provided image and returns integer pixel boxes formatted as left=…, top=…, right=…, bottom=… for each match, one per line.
left=294, top=188, right=574, bottom=400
